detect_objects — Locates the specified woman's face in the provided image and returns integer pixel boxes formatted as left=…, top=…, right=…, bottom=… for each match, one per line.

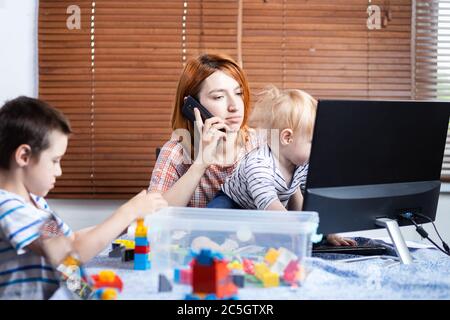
left=197, top=70, right=245, bottom=132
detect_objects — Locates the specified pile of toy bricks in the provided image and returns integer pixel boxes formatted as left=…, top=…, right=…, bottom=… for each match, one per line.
left=108, top=219, right=151, bottom=270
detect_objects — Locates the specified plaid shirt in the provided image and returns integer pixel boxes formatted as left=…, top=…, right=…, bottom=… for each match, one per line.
left=149, top=130, right=260, bottom=207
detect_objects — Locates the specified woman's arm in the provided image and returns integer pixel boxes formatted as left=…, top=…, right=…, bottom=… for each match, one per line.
left=160, top=161, right=207, bottom=206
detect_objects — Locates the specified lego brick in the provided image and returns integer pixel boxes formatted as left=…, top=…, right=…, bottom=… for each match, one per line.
left=113, top=239, right=135, bottom=249
left=227, top=260, right=243, bottom=271
left=134, top=260, right=151, bottom=270
left=135, top=224, right=148, bottom=238
left=158, top=274, right=173, bottom=292
left=254, top=263, right=270, bottom=280
left=134, top=245, right=150, bottom=254
left=262, top=272, right=279, bottom=288
left=98, top=270, right=116, bottom=282
left=242, top=259, right=254, bottom=275
left=134, top=253, right=151, bottom=270
left=174, top=268, right=181, bottom=283
left=232, top=274, right=245, bottom=288
left=112, top=242, right=121, bottom=249
left=264, top=248, right=280, bottom=266
left=91, top=273, right=123, bottom=291
left=109, top=245, right=125, bottom=258
left=96, top=288, right=118, bottom=300
left=196, top=249, right=214, bottom=266
left=174, top=267, right=192, bottom=284
left=180, top=268, right=192, bottom=285
left=135, top=237, right=149, bottom=246
left=134, top=253, right=149, bottom=263
left=122, top=249, right=134, bottom=262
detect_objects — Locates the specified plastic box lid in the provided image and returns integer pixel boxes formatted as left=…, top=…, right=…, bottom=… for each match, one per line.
left=146, top=207, right=319, bottom=274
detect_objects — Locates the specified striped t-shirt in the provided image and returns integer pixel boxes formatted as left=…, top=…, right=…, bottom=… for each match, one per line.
left=0, top=189, right=72, bottom=299
left=221, top=144, right=309, bottom=210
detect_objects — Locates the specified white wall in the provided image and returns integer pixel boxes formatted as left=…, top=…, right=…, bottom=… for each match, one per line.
left=0, top=0, right=38, bottom=104
left=2, top=0, right=450, bottom=245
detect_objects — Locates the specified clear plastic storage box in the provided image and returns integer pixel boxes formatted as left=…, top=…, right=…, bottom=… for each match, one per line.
left=146, top=207, right=319, bottom=290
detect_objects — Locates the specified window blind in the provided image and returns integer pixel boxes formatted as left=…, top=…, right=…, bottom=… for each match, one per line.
left=39, top=0, right=447, bottom=198
left=413, top=0, right=450, bottom=181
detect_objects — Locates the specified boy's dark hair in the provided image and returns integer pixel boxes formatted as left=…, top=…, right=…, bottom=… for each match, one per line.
left=0, top=96, right=72, bottom=169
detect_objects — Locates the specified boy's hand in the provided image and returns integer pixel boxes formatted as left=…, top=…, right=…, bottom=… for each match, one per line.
left=326, top=234, right=357, bottom=246
left=124, top=190, right=168, bottom=218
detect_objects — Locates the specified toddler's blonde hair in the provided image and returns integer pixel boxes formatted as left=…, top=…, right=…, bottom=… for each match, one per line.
left=249, top=85, right=317, bottom=137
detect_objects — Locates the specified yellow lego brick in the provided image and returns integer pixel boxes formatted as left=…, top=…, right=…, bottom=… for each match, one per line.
left=254, top=263, right=270, bottom=280
left=262, top=272, right=280, bottom=288
left=134, top=218, right=148, bottom=237
left=101, top=288, right=118, bottom=300
left=264, top=248, right=280, bottom=266
left=114, top=239, right=135, bottom=249
left=227, top=260, right=243, bottom=271
left=62, top=255, right=80, bottom=267
left=135, top=225, right=148, bottom=238
left=98, top=270, right=116, bottom=282
left=136, top=218, right=145, bottom=227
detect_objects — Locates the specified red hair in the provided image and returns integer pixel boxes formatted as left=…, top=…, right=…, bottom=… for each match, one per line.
left=171, top=53, right=252, bottom=159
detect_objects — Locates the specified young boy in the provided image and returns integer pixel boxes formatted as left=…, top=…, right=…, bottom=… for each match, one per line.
left=207, top=86, right=356, bottom=246
left=0, top=96, right=167, bottom=299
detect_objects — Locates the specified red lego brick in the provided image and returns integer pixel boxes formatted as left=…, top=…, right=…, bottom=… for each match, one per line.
left=134, top=245, right=150, bottom=254
left=180, top=269, right=192, bottom=285
left=191, top=258, right=237, bottom=299
left=283, top=260, right=300, bottom=285
left=91, top=274, right=123, bottom=292
left=243, top=259, right=255, bottom=275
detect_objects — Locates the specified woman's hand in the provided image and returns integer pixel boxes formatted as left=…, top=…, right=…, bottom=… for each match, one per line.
left=123, top=190, right=168, bottom=219
left=193, top=107, right=231, bottom=167
left=326, top=234, right=357, bottom=246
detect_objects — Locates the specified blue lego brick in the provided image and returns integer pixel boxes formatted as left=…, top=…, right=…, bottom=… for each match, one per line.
left=134, top=260, right=151, bottom=270
left=185, top=293, right=200, bottom=300
left=174, top=269, right=181, bottom=283
left=196, top=249, right=214, bottom=266
left=135, top=237, right=149, bottom=246
left=134, top=253, right=151, bottom=270
left=134, top=253, right=149, bottom=263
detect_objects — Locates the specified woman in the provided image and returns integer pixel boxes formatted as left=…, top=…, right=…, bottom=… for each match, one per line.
left=149, top=53, right=259, bottom=207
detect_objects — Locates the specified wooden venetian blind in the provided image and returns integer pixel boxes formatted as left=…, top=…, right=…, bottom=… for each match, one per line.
left=413, top=0, right=450, bottom=181
left=39, top=0, right=447, bottom=199
left=242, top=0, right=412, bottom=98
left=39, top=1, right=183, bottom=198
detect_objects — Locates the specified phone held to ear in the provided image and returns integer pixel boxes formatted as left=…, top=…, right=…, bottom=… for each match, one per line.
left=181, top=96, right=214, bottom=123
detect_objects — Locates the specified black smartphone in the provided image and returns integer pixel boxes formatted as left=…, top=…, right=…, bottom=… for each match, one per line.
left=181, top=95, right=214, bottom=123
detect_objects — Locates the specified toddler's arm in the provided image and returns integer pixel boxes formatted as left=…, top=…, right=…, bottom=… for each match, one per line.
left=287, top=188, right=303, bottom=211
